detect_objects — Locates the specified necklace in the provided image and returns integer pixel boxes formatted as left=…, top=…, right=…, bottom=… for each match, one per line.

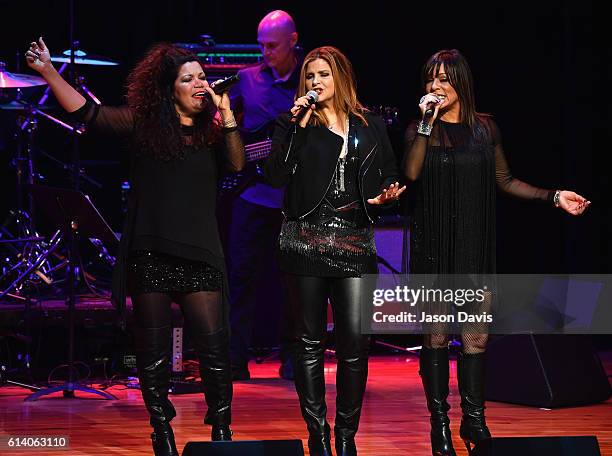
left=330, top=117, right=350, bottom=191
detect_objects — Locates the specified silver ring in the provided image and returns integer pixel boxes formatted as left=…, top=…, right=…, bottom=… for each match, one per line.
left=419, top=96, right=426, bottom=104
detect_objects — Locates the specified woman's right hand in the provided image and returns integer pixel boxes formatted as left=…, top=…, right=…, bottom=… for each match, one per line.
left=290, top=94, right=316, bottom=128
left=25, top=37, right=53, bottom=75
left=418, top=93, right=442, bottom=123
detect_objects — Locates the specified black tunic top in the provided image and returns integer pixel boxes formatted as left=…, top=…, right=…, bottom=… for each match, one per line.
left=403, top=116, right=554, bottom=275
left=72, top=102, right=240, bottom=310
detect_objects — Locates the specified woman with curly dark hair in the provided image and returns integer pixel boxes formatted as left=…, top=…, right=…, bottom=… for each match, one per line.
left=26, top=38, right=244, bottom=456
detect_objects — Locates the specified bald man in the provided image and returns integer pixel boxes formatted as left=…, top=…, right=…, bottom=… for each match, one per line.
left=226, top=10, right=301, bottom=381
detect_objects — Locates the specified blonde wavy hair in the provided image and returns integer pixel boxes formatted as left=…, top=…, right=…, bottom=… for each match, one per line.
left=297, top=46, right=368, bottom=127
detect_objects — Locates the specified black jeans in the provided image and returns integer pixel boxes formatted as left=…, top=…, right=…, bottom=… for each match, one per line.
left=226, top=197, right=292, bottom=368
left=284, top=274, right=370, bottom=440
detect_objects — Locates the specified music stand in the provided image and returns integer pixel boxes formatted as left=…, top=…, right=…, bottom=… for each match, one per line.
left=24, top=184, right=118, bottom=401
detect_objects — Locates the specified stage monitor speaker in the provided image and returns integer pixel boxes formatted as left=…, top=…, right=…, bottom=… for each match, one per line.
left=182, top=439, right=304, bottom=456
left=472, top=436, right=601, bottom=455
left=485, top=334, right=611, bottom=408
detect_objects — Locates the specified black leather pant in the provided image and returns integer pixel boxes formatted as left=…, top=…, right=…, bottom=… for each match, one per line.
left=284, top=274, right=371, bottom=442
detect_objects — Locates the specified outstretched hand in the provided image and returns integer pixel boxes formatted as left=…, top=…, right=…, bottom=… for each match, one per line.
left=367, top=182, right=406, bottom=205
left=25, top=37, right=52, bottom=74
left=558, top=190, right=590, bottom=215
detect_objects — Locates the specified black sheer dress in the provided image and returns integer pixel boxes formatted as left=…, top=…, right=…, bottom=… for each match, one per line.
left=403, top=116, right=554, bottom=275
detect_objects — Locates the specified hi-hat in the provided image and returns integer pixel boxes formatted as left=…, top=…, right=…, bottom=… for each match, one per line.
left=50, top=49, right=118, bottom=66
left=0, top=62, right=47, bottom=88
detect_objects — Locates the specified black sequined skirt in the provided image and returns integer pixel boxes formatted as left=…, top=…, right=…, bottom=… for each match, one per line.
left=279, top=205, right=377, bottom=277
left=127, top=250, right=223, bottom=295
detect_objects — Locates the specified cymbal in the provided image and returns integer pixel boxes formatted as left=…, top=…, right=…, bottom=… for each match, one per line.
left=0, top=62, right=47, bottom=88
left=0, top=100, right=56, bottom=111
left=50, top=49, right=118, bottom=66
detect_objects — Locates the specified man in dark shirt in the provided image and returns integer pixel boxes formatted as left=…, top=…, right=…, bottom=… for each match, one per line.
left=227, top=10, right=301, bottom=380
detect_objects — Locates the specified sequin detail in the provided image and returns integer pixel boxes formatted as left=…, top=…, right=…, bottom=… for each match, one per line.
left=279, top=215, right=377, bottom=277
left=128, top=251, right=223, bottom=294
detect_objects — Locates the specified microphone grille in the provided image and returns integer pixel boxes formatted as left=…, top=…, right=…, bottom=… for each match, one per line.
left=306, top=90, right=319, bottom=102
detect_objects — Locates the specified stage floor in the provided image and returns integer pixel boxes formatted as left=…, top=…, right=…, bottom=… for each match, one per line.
left=1, top=353, right=611, bottom=455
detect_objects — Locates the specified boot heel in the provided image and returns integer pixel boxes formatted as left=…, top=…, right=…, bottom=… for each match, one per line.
left=192, top=328, right=233, bottom=435
left=151, top=423, right=179, bottom=456
left=457, top=352, right=492, bottom=454
left=420, top=347, right=456, bottom=456
left=462, top=439, right=473, bottom=454
left=308, top=434, right=333, bottom=456
left=211, top=425, right=233, bottom=441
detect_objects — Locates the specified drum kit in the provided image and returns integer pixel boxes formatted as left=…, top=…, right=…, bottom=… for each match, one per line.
left=0, top=46, right=120, bottom=400
left=0, top=47, right=118, bottom=301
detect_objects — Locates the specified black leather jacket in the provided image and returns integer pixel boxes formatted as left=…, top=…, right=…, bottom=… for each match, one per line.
left=264, top=112, right=400, bottom=222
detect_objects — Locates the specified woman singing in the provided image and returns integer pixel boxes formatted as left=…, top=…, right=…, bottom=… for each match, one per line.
left=403, top=49, right=589, bottom=455
left=26, top=39, right=244, bottom=456
left=265, top=46, right=405, bottom=456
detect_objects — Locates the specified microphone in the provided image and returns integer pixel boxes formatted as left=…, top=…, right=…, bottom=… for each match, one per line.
left=209, top=74, right=240, bottom=95
left=291, top=90, right=319, bottom=123
left=424, top=95, right=441, bottom=118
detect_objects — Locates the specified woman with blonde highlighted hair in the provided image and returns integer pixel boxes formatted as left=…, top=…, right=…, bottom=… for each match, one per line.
left=265, top=46, right=405, bottom=456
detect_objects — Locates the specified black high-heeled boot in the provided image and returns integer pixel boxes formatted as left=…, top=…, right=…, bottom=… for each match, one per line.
left=191, top=327, right=233, bottom=441
left=334, top=337, right=369, bottom=456
left=419, top=347, right=457, bottom=456
left=134, top=325, right=179, bottom=456
left=293, top=336, right=332, bottom=456
left=457, top=352, right=491, bottom=454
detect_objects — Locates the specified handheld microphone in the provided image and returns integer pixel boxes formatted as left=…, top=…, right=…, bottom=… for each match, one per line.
left=424, top=96, right=441, bottom=117
left=209, top=74, right=240, bottom=95
left=291, top=90, right=319, bottom=123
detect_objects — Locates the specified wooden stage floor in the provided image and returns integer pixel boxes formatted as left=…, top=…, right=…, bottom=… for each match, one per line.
left=1, top=353, right=611, bottom=455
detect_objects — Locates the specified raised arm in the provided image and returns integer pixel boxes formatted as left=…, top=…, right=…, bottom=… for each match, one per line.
left=208, top=84, right=244, bottom=172
left=25, top=37, right=86, bottom=113
left=219, top=119, right=245, bottom=172
left=263, top=113, right=307, bottom=187
left=27, top=37, right=134, bottom=136
left=402, top=120, right=428, bottom=182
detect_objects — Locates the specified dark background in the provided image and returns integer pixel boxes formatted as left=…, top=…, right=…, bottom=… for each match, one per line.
left=0, top=0, right=608, bottom=276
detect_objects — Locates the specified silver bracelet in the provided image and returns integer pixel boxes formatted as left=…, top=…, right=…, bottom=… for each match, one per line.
left=417, top=120, right=433, bottom=136
left=553, top=190, right=561, bottom=207
left=222, top=118, right=238, bottom=129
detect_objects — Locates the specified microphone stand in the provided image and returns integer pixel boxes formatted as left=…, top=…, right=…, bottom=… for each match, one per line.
left=24, top=0, right=115, bottom=401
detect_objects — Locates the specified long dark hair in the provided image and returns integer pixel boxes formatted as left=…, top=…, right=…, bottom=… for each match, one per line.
left=421, top=49, right=479, bottom=130
left=126, top=43, right=217, bottom=160
left=297, top=46, right=368, bottom=127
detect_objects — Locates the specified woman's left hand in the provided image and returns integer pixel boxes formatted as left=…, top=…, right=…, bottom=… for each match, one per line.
left=367, top=182, right=406, bottom=205
left=205, top=80, right=231, bottom=112
left=558, top=190, right=590, bottom=215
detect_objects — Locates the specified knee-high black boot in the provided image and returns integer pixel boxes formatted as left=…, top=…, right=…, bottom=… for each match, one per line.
left=134, top=325, right=179, bottom=456
left=293, top=336, right=332, bottom=456
left=419, top=347, right=456, bottom=456
left=334, top=338, right=369, bottom=456
left=457, top=352, right=491, bottom=454
left=191, top=327, right=233, bottom=441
